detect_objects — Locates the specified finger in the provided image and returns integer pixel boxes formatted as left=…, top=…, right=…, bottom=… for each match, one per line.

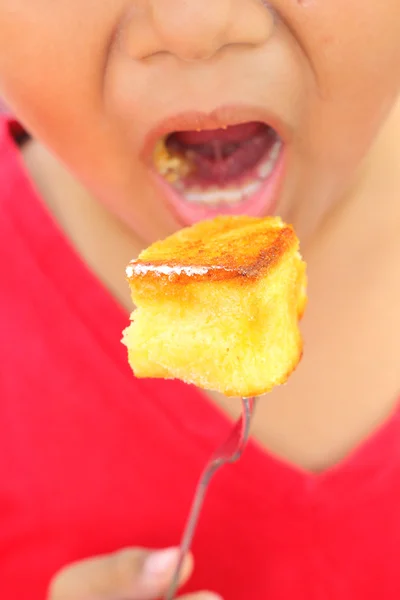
left=48, top=547, right=193, bottom=600
left=180, top=594, right=223, bottom=600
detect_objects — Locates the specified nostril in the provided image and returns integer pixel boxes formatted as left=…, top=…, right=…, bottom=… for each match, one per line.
left=120, top=0, right=275, bottom=62
left=176, top=45, right=222, bottom=63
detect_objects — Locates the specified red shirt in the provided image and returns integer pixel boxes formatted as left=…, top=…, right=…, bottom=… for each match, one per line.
left=1, top=114, right=400, bottom=600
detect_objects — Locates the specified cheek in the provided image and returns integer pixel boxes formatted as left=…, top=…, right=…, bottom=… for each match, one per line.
left=291, top=0, right=400, bottom=172
left=0, top=0, right=139, bottom=203
left=0, top=0, right=120, bottom=149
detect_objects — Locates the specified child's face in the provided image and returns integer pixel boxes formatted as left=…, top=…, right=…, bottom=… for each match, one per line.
left=0, top=0, right=399, bottom=242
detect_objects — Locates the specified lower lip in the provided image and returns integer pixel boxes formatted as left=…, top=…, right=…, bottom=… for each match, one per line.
left=151, top=146, right=286, bottom=226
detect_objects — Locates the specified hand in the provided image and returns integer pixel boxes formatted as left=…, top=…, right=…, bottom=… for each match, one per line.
left=48, top=546, right=222, bottom=600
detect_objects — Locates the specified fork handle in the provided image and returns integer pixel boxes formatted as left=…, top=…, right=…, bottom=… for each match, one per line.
left=164, top=463, right=218, bottom=600
left=164, top=397, right=256, bottom=600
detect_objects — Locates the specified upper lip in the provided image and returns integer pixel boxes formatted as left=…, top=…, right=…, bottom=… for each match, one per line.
left=141, top=103, right=290, bottom=165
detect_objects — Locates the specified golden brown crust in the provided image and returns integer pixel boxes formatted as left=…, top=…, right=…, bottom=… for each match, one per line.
left=126, top=216, right=298, bottom=285
left=123, top=215, right=307, bottom=397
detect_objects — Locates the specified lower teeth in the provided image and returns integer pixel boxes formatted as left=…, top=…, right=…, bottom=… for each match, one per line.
left=257, top=139, right=281, bottom=179
left=157, top=137, right=282, bottom=207
left=182, top=178, right=263, bottom=206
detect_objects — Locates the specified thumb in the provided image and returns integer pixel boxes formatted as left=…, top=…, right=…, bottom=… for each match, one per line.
left=48, top=547, right=193, bottom=600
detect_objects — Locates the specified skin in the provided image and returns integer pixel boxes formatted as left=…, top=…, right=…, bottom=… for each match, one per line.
left=48, top=547, right=220, bottom=600
left=1, top=0, right=400, bottom=595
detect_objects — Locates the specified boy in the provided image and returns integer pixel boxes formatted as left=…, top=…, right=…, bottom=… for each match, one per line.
left=1, top=0, right=400, bottom=598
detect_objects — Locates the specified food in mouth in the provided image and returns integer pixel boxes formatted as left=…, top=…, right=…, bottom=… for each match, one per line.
left=122, top=215, right=307, bottom=397
left=152, top=121, right=283, bottom=224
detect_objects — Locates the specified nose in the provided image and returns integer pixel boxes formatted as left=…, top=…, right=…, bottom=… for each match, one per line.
left=122, top=0, right=275, bottom=61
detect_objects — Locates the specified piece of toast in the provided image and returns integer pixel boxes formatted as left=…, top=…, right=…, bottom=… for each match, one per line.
left=122, top=215, right=307, bottom=397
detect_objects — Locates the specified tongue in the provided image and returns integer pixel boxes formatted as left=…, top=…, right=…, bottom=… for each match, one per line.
left=167, top=122, right=275, bottom=184
left=172, top=121, right=265, bottom=145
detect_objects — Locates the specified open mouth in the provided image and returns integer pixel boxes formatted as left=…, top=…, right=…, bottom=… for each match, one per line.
left=152, top=120, right=284, bottom=225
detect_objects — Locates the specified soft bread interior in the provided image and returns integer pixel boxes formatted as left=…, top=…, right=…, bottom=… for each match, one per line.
left=123, top=244, right=306, bottom=397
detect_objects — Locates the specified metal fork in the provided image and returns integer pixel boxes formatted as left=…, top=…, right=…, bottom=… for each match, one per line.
left=164, top=396, right=257, bottom=600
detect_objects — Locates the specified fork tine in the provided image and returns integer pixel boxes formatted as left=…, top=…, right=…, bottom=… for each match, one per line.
left=164, top=397, right=257, bottom=600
